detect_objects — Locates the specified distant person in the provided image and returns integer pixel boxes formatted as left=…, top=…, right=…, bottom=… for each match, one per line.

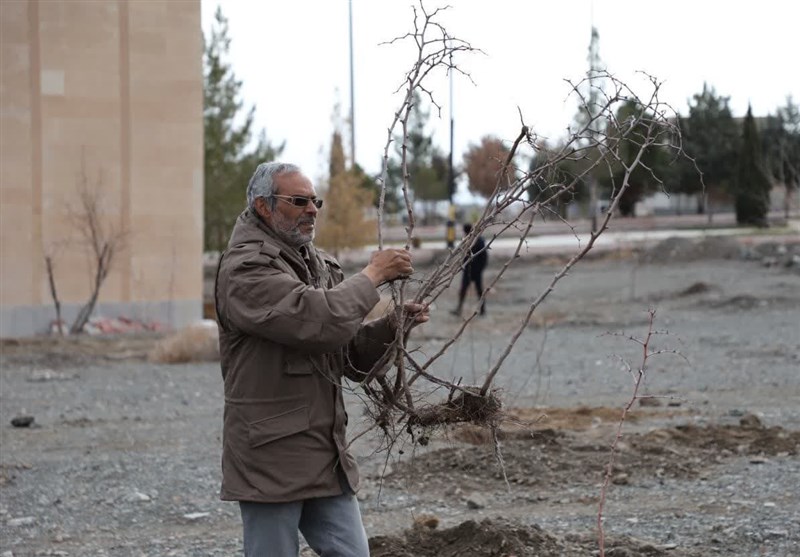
left=214, top=162, right=430, bottom=556
left=451, top=222, right=488, bottom=316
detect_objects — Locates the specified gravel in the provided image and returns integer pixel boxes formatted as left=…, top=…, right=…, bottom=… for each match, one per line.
left=1, top=239, right=799, bottom=556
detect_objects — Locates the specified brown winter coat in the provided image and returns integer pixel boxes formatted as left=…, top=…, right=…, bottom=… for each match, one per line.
left=214, top=209, right=394, bottom=503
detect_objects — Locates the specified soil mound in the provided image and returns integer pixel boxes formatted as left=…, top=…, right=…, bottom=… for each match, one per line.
left=637, top=420, right=800, bottom=456
left=702, top=293, right=800, bottom=311
left=747, top=240, right=800, bottom=261
left=641, top=236, right=741, bottom=263
left=370, top=518, right=563, bottom=557
left=385, top=421, right=800, bottom=492
left=675, top=281, right=717, bottom=297
left=369, top=518, right=689, bottom=557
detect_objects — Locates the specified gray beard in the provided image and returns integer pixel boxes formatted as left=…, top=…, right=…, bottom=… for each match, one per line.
left=275, top=226, right=313, bottom=248
left=270, top=211, right=314, bottom=247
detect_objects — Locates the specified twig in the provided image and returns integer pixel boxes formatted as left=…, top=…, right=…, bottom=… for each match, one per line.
left=596, top=309, right=689, bottom=556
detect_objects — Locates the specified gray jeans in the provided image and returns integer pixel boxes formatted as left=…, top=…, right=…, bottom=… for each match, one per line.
left=239, top=476, right=369, bottom=557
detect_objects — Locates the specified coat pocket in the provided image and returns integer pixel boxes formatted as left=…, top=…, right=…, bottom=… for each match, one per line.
left=248, top=404, right=310, bottom=448
left=284, top=353, right=314, bottom=376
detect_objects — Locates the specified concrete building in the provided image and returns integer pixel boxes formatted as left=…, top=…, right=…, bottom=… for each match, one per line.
left=1, top=0, right=204, bottom=337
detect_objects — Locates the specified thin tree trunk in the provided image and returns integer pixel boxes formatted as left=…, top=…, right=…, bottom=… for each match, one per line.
left=786, top=184, right=792, bottom=221
left=70, top=244, right=111, bottom=334
left=45, top=256, right=64, bottom=336
left=589, top=176, right=598, bottom=232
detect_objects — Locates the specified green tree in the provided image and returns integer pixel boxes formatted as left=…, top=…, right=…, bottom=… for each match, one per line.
left=204, top=7, right=283, bottom=251
left=526, top=139, right=583, bottom=218
left=387, top=92, right=448, bottom=221
left=316, top=130, right=374, bottom=256
left=351, top=163, right=383, bottom=208
left=676, top=84, right=740, bottom=216
left=762, top=96, right=800, bottom=218
left=732, top=106, right=772, bottom=226
left=598, top=100, right=674, bottom=217
left=329, top=128, right=347, bottom=181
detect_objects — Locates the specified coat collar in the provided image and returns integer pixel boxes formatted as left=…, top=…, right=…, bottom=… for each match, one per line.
left=228, top=208, right=323, bottom=285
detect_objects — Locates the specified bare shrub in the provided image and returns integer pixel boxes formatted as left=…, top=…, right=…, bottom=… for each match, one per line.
left=44, top=156, right=128, bottom=335
left=355, top=3, right=688, bottom=454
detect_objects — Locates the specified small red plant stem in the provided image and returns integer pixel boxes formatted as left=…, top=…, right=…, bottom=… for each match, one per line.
left=597, top=308, right=656, bottom=557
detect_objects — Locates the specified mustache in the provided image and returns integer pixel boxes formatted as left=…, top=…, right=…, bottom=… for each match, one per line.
left=298, top=217, right=316, bottom=226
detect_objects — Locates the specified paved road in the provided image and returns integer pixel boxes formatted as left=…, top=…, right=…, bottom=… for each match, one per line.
left=386, top=226, right=746, bottom=253
left=337, top=214, right=798, bottom=267
left=380, top=210, right=798, bottom=243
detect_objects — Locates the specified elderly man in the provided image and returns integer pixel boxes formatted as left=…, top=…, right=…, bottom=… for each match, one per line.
left=214, top=162, right=428, bottom=556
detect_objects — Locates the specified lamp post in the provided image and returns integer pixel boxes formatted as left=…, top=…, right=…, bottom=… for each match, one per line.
left=446, top=44, right=456, bottom=249
left=348, top=0, right=356, bottom=168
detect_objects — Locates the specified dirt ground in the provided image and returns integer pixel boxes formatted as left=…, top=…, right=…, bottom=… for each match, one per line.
left=1, top=235, right=799, bottom=556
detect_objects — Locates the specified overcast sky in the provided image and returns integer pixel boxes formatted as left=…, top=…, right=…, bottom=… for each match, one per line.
left=201, top=0, right=799, bottom=200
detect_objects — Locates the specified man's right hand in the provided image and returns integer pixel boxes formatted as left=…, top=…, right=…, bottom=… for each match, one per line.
left=362, top=249, right=414, bottom=286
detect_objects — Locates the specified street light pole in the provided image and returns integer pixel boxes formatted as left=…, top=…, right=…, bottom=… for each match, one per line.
left=348, top=0, right=356, bottom=168
left=446, top=45, right=456, bottom=248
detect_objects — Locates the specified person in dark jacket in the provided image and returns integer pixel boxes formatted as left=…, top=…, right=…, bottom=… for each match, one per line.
left=214, top=162, right=429, bottom=557
left=451, top=222, right=488, bottom=316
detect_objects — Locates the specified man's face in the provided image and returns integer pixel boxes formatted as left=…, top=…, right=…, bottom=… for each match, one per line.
left=256, top=172, right=319, bottom=247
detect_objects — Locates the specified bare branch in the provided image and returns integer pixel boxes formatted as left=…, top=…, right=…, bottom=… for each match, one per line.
left=360, top=3, right=689, bottom=463
left=62, top=155, right=129, bottom=334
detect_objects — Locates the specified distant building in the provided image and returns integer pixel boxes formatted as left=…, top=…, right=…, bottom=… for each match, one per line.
left=1, top=0, right=204, bottom=337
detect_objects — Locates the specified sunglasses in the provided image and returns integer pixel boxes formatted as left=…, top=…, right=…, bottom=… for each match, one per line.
left=271, top=194, right=323, bottom=209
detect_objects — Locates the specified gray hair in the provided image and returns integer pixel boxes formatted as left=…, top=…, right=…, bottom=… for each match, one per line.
left=246, top=162, right=301, bottom=210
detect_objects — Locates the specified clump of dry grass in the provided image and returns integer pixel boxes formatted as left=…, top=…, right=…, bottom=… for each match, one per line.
left=148, top=320, right=219, bottom=364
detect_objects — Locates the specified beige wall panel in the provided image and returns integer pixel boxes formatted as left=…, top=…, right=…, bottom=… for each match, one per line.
left=1, top=47, right=33, bottom=105
left=61, top=68, right=121, bottom=101
left=130, top=252, right=188, bottom=302
left=1, top=137, right=32, bottom=197
left=126, top=0, right=203, bottom=305
left=129, top=216, right=199, bottom=249
left=40, top=118, right=121, bottom=174
left=37, top=1, right=119, bottom=68
left=0, top=209, right=34, bottom=306
left=41, top=98, right=120, bottom=120
left=34, top=0, right=125, bottom=311
left=128, top=94, right=200, bottom=121
left=126, top=214, right=201, bottom=301
left=0, top=0, right=35, bottom=309
left=128, top=169, right=203, bottom=242
left=0, top=1, right=29, bottom=42
left=130, top=123, right=203, bottom=171
left=0, top=185, right=33, bottom=206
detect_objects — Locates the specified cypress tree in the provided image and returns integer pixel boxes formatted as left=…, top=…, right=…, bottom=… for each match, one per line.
left=677, top=84, right=740, bottom=216
left=203, top=8, right=283, bottom=251
left=733, top=106, right=772, bottom=227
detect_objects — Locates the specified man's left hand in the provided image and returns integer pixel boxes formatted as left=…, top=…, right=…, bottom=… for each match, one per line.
left=403, top=302, right=430, bottom=327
